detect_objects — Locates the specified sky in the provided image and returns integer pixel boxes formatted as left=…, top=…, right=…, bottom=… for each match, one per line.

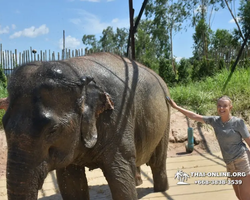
left=0, top=0, right=241, bottom=61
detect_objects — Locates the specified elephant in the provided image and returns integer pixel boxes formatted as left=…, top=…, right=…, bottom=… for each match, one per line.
left=3, top=52, right=171, bottom=200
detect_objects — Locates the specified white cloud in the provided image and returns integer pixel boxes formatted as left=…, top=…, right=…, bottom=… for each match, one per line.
left=175, top=57, right=183, bottom=62
left=70, top=9, right=129, bottom=35
left=9, top=24, right=49, bottom=39
left=0, top=25, right=9, bottom=34
left=59, top=35, right=81, bottom=49
left=12, top=24, right=16, bottom=30
left=112, top=18, right=119, bottom=23
left=70, top=18, right=82, bottom=25
left=229, top=17, right=241, bottom=23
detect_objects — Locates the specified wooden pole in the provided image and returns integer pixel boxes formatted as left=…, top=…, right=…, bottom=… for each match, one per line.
left=129, top=0, right=135, bottom=60
left=63, top=30, right=65, bottom=60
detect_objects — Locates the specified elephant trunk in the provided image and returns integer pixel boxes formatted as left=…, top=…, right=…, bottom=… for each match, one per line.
left=7, top=153, right=48, bottom=200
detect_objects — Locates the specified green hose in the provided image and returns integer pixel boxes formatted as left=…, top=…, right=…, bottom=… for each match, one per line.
left=186, top=127, right=194, bottom=153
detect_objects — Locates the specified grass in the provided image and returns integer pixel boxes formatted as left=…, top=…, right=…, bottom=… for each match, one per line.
left=169, top=67, right=250, bottom=119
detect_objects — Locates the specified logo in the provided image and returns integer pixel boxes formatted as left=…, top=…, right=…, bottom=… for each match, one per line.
left=174, top=170, right=190, bottom=185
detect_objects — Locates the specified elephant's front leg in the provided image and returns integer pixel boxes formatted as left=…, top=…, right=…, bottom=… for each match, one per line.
left=102, top=154, right=137, bottom=200
left=56, top=164, right=89, bottom=200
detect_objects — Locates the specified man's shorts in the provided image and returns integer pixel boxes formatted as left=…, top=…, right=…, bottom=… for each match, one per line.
left=226, top=150, right=250, bottom=176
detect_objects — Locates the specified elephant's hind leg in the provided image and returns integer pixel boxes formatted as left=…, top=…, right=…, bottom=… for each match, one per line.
left=148, top=132, right=169, bottom=192
left=56, top=164, right=89, bottom=200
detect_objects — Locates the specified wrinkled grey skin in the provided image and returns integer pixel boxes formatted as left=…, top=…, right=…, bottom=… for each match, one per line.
left=3, top=53, right=170, bottom=200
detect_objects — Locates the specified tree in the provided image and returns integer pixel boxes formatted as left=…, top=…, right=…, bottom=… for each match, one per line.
left=115, top=28, right=128, bottom=55
left=82, top=35, right=100, bottom=52
left=224, top=0, right=245, bottom=41
left=145, top=0, right=170, bottom=58
left=158, top=58, right=176, bottom=86
left=238, top=0, right=250, bottom=58
left=210, top=29, right=234, bottom=63
left=177, top=58, right=192, bottom=85
left=135, top=19, right=159, bottom=71
left=82, top=27, right=128, bottom=55
left=99, top=26, right=116, bottom=52
left=238, top=0, right=250, bottom=37
left=193, top=19, right=212, bottom=59
left=166, top=1, right=190, bottom=69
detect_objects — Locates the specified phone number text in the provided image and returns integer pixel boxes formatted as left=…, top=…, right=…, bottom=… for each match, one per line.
left=194, top=180, right=242, bottom=185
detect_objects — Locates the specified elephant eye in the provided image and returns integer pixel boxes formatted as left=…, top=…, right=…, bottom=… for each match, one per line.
left=44, top=125, right=61, bottom=141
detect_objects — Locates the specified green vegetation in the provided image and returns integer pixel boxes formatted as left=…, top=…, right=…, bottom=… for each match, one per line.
left=169, top=67, right=250, bottom=120
left=0, top=85, right=7, bottom=128
left=0, top=67, right=7, bottom=89
left=0, top=65, right=7, bottom=127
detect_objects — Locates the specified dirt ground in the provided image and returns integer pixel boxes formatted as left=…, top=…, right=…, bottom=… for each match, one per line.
left=0, top=110, right=231, bottom=199
left=0, top=129, right=7, bottom=179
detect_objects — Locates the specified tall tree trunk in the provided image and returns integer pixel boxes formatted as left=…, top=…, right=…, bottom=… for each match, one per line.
left=224, top=0, right=245, bottom=41
left=170, top=25, right=176, bottom=74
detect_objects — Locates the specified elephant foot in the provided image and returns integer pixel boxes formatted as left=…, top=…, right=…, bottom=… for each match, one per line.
left=135, top=175, right=143, bottom=186
left=153, top=174, right=169, bottom=192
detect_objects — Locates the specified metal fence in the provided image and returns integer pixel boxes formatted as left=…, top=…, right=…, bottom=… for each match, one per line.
left=0, top=43, right=86, bottom=76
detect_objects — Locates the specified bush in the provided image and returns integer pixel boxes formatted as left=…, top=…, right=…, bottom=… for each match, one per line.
left=158, top=58, right=176, bottom=87
left=0, top=65, right=7, bottom=88
left=218, top=59, right=226, bottom=70
left=177, top=58, right=192, bottom=85
left=191, top=57, right=217, bottom=81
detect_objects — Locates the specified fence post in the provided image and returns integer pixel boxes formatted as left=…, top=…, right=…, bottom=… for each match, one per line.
left=10, top=51, right=13, bottom=69
left=3, top=51, right=5, bottom=69
left=11, top=52, right=14, bottom=70
left=22, top=51, right=24, bottom=65
left=52, top=52, right=55, bottom=61
left=19, top=52, right=21, bottom=66
left=45, top=50, right=47, bottom=62
left=15, top=49, right=17, bottom=67
left=7, top=50, right=10, bottom=69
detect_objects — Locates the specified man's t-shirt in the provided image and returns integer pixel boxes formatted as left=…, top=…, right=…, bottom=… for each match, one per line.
left=203, top=116, right=250, bottom=164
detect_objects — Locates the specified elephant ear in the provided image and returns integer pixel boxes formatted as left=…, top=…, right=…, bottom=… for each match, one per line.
left=80, top=79, right=114, bottom=148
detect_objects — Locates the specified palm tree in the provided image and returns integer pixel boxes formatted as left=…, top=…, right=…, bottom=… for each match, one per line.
left=182, top=173, right=190, bottom=182
left=174, top=170, right=184, bottom=182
